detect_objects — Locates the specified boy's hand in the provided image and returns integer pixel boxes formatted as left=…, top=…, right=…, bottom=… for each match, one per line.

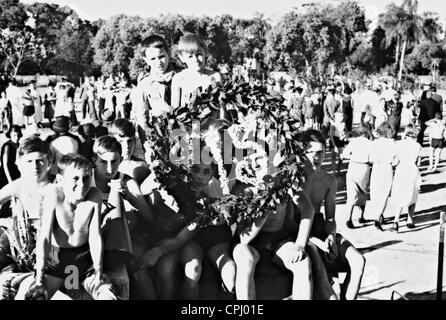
left=25, top=283, right=49, bottom=300
left=326, top=233, right=339, bottom=262
left=287, top=244, right=306, bottom=264
left=91, top=270, right=105, bottom=287
left=109, top=179, right=130, bottom=199
left=137, top=247, right=162, bottom=269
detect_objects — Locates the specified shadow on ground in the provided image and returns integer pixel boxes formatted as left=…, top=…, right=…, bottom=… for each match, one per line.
left=357, top=240, right=403, bottom=254
left=396, top=290, right=443, bottom=300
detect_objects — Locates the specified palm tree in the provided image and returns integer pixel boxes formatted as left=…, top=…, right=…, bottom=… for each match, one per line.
left=378, top=0, right=442, bottom=82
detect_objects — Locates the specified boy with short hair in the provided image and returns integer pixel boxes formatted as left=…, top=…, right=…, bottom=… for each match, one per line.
left=171, top=33, right=222, bottom=109
left=302, top=130, right=365, bottom=300
left=132, top=35, right=176, bottom=151
left=26, top=153, right=117, bottom=300
left=137, top=154, right=236, bottom=300
left=0, top=137, right=52, bottom=273
left=92, top=135, right=155, bottom=299
left=425, top=112, right=446, bottom=172
left=231, top=152, right=314, bottom=300
left=109, top=118, right=150, bottom=184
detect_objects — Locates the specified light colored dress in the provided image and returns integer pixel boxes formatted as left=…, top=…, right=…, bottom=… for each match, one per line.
left=369, top=138, right=398, bottom=213
left=391, top=139, right=422, bottom=207
left=344, top=137, right=371, bottom=206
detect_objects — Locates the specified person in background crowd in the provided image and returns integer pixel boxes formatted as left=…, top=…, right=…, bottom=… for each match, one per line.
left=390, top=124, right=422, bottom=233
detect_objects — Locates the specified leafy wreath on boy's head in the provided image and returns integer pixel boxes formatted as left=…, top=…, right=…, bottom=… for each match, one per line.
left=144, top=80, right=307, bottom=229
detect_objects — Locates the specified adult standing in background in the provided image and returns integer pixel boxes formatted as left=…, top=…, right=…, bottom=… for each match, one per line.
left=29, top=81, right=43, bottom=128
left=5, top=79, right=23, bottom=127
left=342, top=86, right=354, bottom=132
left=386, top=91, right=404, bottom=140
left=431, top=84, right=443, bottom=114
left=417, top=90, right=441, bottom=146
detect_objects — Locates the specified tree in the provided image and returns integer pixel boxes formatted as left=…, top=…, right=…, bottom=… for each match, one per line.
left=264, top=6, right=344, bottom=82
left=0, top=0, right=28, bottom=30
left=46, top=14, right=96, bottom=82
left=0, top=28, right=46, bottom=76
left=404, top=40, right=446, bottom=76
left=92, top=15, right=149, bottom=76
left=378, top=0, right=442, bottom=82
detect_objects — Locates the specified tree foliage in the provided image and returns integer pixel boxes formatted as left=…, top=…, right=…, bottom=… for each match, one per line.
left=0, top=0, right=28, bottom=30
left=0, top=28, right=46, bottom=76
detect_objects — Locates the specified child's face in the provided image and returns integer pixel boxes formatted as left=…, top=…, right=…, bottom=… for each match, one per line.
left=114, top=135, right=135, bottom=160
left=189, top=163, right=213, bottom=190
left=94, top=151, right=122, bottom=179
left=248, top=152, right=269, bottom=178
left=10, top=131, right=20, bottom=144
left=18, top=152, right=49, bottom=182
left=143, top=47, right=170, bottom=75
left=60, top=165, right=92, bottom=203
left=305, top=141, right=326, bottom=171
left=179, top=50, right=205, bottom=71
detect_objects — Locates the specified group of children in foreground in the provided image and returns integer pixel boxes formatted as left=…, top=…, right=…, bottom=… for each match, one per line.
left=0, top=127, right=365, bottom=300
left=0, top=32, right=366, bottom=300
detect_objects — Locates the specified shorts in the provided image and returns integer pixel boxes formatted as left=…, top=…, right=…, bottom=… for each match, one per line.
left=197, top=224, right=232, bottom=253
left=250, top=225, right=299, bottom=254
left=330, top=136, right=346, bottom=149
left=45, top=243, right=95, bottom=281
left=431, top=138, right=444, bottom=149
left=317, top=233, right=349, bottom=274
left=22, top=105, right=35, bottom=117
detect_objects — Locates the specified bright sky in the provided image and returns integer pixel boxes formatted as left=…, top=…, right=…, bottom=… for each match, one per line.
left=20, top=0, right=446, bottom=27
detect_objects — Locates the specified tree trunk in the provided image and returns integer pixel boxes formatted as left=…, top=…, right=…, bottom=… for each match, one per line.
left=394, top=38, right=401, bottom=77
left=398, top=39, right=407, bottom=83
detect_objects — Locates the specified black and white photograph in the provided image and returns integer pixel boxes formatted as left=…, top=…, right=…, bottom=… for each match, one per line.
left=0, top=0, right=445, bottom=305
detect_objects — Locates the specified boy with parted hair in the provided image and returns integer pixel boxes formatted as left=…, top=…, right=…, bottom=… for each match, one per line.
left=91, top=135, right=155, bottom=299
left=231, top=151, right=315, bottom=300
left=109, top=118, right=150, bottom=184
left=0, top=136, right=53, bottom=275
left=302, top=129, right=365, bottom=300
left=25, top=153, right=117, bottom=300
left=132, top=35, right=176, bottom=152
left=171, top=33, right=222, bottom=110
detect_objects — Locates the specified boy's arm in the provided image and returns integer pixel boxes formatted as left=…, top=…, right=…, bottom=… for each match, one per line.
left=122, top=178, right=154, bottom=222
left=0, top=180, right=19, bottom=207
left=324, top=176, right=338, bottom=235
left=170, top=74, right=181, bottom=109
left=293, top=189, right=314, bottom=249
left=2, top=145, right=13, bottom=183
left=87, top=190, right=104, bottom=278
left=131, top=82, right=150, bottom=133
left=34, top=189, right=57, bottom=286
left=137, top=221, right=199, bottom=269
left=238, top=214, right=269, bottom=245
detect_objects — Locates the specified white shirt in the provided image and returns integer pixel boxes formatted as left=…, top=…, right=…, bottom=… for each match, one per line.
left=343, top=137, right=371, bottom=163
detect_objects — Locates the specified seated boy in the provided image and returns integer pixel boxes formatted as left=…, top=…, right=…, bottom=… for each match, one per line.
left=0, top=137, right=52, bottom=293
left=91, top=135, right=155, bottom=299
left=109, top=118, right=150, bottom=184
left=231, top=151, right=314, bottom=300
left=137, top=149, right=236, bottom=299
left=25, top=153, right=117, bottom=300
left=171, top=33, right=221, bottom=109
left=302, top=129, right=365, bottom=300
